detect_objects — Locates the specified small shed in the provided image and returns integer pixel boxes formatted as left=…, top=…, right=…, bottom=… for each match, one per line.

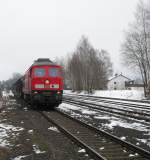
left=125, top=81, right=144, bottom=91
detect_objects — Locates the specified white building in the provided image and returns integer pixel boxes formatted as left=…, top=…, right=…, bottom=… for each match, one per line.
left=107, top=74, right=131, bottom=90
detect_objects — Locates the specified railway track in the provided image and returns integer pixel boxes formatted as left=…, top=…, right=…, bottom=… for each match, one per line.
left=40, top=109, right=150, bottom=160
left=64, top=94, right=150, bottom=110
left=63, top=95, right=150, bottom=122
left=64, top=93, right=150, bottom=104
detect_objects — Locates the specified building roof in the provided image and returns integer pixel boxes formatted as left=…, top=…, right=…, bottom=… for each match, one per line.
left=108, top=74, right=131, bottom=81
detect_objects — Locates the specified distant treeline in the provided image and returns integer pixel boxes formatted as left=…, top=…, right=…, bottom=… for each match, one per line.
left=0, top=73, right=22, bottom=92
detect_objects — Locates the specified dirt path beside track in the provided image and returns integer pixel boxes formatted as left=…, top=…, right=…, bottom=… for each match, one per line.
left=0, top=99, right=92, bottom=160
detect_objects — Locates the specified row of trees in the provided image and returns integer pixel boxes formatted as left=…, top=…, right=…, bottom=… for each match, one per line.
left=121, top=0, right=150, bottom=96
left=56, top=36, right=113, bottom=93
left=0, top=73, right=22, bottom=93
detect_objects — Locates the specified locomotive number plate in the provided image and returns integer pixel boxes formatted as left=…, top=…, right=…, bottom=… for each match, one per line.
left=35, top=84, right=44, bottom=88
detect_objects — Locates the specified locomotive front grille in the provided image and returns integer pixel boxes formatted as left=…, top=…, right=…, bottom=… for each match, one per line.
left=42, top=91, right=51, bottom=96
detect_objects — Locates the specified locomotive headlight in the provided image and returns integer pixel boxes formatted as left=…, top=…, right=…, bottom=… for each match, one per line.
left=57, top=91, right=61, bottom=94
left=45, top=80, right=50, bottom=84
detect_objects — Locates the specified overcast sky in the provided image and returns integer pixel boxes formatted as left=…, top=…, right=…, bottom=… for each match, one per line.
left=0, top=0, right=139, bottom=80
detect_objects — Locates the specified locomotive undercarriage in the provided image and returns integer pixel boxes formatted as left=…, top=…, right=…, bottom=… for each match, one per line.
left=24, top=90, right=62, bottom=108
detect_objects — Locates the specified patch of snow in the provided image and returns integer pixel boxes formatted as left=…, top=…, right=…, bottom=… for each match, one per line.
left=93, top=90, right=145, bottom=100
left=59, top=103, right=97, bottom=116
left=129, top=153, right=138, bottom=157
left=13, top=155, right=30, bottom=160
left=78, top=149, right=86, bottom=153
left=48, top=126, right=59, bottom=133
left=0, top=123, right=24, bottom=147
left=64, top=90, right=145, bottom=100
left=94, top=115, right=111, bottom=120
left=16, top=144, right=21, bottom=147
left=105, top=120, right=150, bottom=133
left=28, top=130, right=33, bottom=134
left=137, top=139, right=150, bottom=146
left=33, top=144, right=46, bottom=154
left=23, top=107, right=28, bottom=111
left=59, top=103, right=80, bottom=111
left=81, top=110, right=96, bottom=115
left=120, top=136, right=126, bottom=140
left=12, top=127, right=24, bottom=132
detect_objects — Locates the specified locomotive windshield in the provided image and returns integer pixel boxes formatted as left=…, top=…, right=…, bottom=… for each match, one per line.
left=49, top=68, right=60, bottom=77
left=34, top=68, right=45, bottom=77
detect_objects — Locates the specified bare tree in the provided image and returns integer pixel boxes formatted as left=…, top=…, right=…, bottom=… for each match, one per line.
left=121, top=0, right=150, bottom=96
left=54, top=57, right=69, bottom=89
left=67, top=36, right=113, bottom=93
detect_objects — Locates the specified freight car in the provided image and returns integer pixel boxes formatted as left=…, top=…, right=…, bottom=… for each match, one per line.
left=12, top=58, right=63, bottom=108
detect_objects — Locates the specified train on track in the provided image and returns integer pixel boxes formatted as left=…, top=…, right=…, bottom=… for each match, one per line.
left=12, top=58, right=63, bottom=108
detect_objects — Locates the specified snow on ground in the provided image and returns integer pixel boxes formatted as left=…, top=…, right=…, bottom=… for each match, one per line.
left=2, top=90, right=14, bottom=98
left=0, top=123, right=24, bottom=147
left=64, top=90, right=145, bottom=100
left=78, top=149, right=86, bottom=153
left=77, top=98, right=150, bottom=113
left=12, top=155, right=30, bottom=160
left=48, top=126, right=60, bottom=133
left=33, top=144, right=46, bottom=154
left=59, top=103, right=96, bottom=116
left=104, top=119, right=150, bottom=132
left=59, top=103, right=150, bottom=148
left=28, top=130, right=33, bottom=134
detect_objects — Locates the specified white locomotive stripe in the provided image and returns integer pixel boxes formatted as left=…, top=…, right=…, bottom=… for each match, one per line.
left=50, top=84, right=59, bottom=88
left=35, top=84, right=44, bottom=88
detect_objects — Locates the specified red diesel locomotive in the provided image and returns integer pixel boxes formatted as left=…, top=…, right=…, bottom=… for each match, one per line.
left=13, top=58, right=63, bottom=108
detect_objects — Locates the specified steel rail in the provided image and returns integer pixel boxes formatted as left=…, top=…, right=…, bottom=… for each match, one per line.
left=64, top=96, right=150, bottom=117
left=64, top=93, right=150, bottom=104
left=40, top=110, right=150, bottom=160
left=64, top=98, right=150, bottom=122
left=40, top=111, right=106, bottom=160
left=63, top=100, right=150, bottom=126
left=64, top=94, right=150, bottom=110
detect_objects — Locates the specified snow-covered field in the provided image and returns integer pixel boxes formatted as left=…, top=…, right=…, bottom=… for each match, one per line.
left=64, top=90, right=145, bottom=100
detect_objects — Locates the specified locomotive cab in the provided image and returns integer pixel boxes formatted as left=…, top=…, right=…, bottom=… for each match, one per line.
left=23, top=59, right=63, bottom=108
